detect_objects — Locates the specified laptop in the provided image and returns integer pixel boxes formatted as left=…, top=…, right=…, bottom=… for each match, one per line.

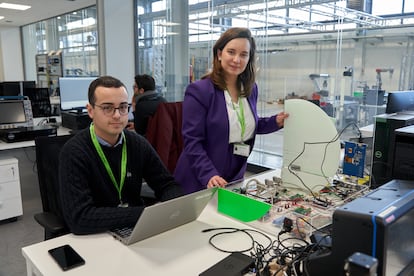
left=109, top=187, right=217, bottom=245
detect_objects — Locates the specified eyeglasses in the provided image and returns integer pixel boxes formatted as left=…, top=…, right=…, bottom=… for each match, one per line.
left=94, top=103, right=130, bottom=116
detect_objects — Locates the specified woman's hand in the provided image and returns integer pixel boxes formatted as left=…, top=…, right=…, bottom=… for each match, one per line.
left=276, top=111, right=289, bottom=128
left=207, top=175, right=227, bottom=188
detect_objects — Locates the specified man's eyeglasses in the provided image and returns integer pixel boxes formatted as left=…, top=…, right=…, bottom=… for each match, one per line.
left=94, top=104, right=130, bottom=116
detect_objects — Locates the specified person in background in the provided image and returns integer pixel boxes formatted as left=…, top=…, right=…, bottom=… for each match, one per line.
left=174, top=27, right=288, bottom=194
left=128, top=74, right=167, bottom=136
left=59, top=75, right=182, bottom=235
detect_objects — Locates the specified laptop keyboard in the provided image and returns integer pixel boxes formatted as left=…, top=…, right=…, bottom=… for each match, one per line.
left=111, top=227, right=133, bottom=238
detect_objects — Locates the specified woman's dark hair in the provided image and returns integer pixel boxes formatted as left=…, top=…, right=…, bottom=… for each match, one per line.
left=203, top=27, right=256, bottom=97
left=88, top=75, right=126, bottom=105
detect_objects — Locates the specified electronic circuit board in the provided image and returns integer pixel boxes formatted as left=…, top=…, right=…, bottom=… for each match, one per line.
left=231, top=170, right=370, bottom=238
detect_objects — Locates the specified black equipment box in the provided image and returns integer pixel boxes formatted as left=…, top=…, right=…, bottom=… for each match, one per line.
left=0, top=125, right=57, bottom=143
left=371, top=113, right=414, bottom=188
left=61, top=111, right=91, bottom=130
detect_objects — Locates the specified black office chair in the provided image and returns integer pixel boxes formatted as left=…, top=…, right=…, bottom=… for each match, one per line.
left=34, top=134, right=73, bottom=240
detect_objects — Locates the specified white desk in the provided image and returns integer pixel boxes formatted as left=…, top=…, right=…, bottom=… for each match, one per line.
left=22, top=196, right=275, bottom=276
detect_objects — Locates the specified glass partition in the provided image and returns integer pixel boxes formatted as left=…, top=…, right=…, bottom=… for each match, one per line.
left=135, top=0, right=414, bottom=169
left=22, top=5, right=98, bottom=82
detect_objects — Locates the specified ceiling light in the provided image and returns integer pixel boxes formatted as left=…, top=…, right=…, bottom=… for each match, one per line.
left=0, top=2, right=31, bottom=10
left=0, top=16, right=4, bottom=20
left=157, top=22, right=180, bottom=27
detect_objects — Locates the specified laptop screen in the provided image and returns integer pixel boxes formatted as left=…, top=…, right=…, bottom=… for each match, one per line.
left=110, top=188, right=217, bottom=245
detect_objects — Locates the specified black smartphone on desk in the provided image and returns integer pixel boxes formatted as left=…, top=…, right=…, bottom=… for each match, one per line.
left=48, top=244, right=85, bottom=271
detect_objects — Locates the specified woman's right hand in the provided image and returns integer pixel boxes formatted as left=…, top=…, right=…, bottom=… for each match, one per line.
left=207, top=175, right=227, bottom=188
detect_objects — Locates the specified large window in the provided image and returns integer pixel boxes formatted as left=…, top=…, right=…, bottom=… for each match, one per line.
left=22, top=5, right=98, bottom=82
left=135, top=0, right=414, bottom=166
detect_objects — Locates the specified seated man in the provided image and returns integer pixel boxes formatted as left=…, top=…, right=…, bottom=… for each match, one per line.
left=130, top=74, right=167, bottom=136
left=59, top=75, right=182, bottom=235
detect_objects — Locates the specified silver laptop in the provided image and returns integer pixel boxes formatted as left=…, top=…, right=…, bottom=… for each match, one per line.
left=109, top=188, right=217, bottom=245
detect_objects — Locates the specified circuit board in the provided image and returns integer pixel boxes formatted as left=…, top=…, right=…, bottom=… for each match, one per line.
left=230, top=170, right=369, bottom=238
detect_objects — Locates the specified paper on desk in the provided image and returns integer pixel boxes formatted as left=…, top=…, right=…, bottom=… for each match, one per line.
left=217, top=188, right=271, bottom=222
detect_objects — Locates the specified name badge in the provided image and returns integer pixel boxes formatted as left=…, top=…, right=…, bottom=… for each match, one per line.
left=233, top=143, right=250, bottom=157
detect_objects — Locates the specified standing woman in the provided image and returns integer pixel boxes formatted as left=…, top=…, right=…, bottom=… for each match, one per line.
left=174, top=27, right=288, bottom=194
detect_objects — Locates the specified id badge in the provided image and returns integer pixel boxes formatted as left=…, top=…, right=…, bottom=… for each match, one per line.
left=233, top=143, right=250, bottom=157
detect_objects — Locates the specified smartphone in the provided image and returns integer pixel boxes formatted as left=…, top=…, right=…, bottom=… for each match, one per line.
left=199, top=252, right=254, bottom=276
left=48, top=244, right=85, bottom=271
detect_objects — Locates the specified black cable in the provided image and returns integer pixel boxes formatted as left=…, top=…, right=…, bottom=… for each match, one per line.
left=202, top=227, right=273, bottom=254
left=288, top=121, right=364, bottom=198
left=202, top=227, right=274, bottom=275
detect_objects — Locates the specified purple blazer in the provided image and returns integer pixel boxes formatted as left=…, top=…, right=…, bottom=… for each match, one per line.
left=174, top=78, right=280, bottom=194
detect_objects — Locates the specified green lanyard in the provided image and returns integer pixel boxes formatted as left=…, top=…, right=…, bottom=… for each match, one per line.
left=227, top=90, right=246, bottom=142
left=89, top=124, right=127, bottom=205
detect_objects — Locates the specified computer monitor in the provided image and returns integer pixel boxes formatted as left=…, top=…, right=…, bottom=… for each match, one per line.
left=306, top=179, right=414, bottom=276
left=22, top=81, right=36, bottom=91
left=23, top=87, right=52, bottom=118
left=386, top=91, right=414, bottom=114
left=59, top=77, right=97, bottom=111
left=0, top=81, right=22, bottom=97
left=0, top=100, right=27, bottom=124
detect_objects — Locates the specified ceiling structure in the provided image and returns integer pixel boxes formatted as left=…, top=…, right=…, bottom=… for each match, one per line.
left=0, top=0, right=95, bottom=27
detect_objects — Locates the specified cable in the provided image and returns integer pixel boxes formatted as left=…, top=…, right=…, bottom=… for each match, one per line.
left=287, top=121, right=365, bottom=198
left=202, top=227, right=275, bottom=275
left=202, top=227, right=273, bottom=254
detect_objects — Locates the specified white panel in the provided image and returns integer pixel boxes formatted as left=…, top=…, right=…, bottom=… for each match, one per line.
left=282, top=99, right=340, bottom=192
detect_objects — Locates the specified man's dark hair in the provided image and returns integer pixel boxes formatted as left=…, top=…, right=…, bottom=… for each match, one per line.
left=88, top=75, right=126, bottom=105
left=134, top=74, right=156, bottom=92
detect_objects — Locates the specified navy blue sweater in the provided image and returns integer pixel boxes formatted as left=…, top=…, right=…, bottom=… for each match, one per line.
left=59, top=128, right=183, bottom=234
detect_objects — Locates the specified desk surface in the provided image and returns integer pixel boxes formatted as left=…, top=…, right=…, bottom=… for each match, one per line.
left=21, top=197, right=274, bottom=276
left=20, top=169, right=377, bottom=276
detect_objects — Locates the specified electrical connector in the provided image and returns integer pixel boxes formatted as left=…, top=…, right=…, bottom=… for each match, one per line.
left=282, top=217, right=293, bottom=233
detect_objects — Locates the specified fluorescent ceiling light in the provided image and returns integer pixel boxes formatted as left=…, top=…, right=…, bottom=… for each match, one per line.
left=66, top=17, right=96, bottom=30
left=158, top=22, right=180, bottom=27
left=0, top=16, right=4, bottom=20
left=0, top=2, right=31, bottom=10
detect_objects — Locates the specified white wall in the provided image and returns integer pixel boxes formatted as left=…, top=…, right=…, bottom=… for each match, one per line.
left=0, top=27, right=24, bottom=81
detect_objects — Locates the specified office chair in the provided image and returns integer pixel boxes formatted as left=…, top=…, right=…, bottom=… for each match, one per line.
left=146, top=102, right=183, bottom=173
left=34, top=134, right=73, bottom=240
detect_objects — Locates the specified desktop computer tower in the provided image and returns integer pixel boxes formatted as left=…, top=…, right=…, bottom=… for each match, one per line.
left=371, top=113, right=414, bottom=188
left=392, top=125, right=414, bottom=180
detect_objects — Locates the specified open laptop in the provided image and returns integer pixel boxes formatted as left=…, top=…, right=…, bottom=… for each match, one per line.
left=109, top=187, right=217, bottom=245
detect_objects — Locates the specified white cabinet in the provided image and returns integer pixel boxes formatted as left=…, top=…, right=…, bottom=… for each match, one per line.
left=0, top=157, right=23, bottom=221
